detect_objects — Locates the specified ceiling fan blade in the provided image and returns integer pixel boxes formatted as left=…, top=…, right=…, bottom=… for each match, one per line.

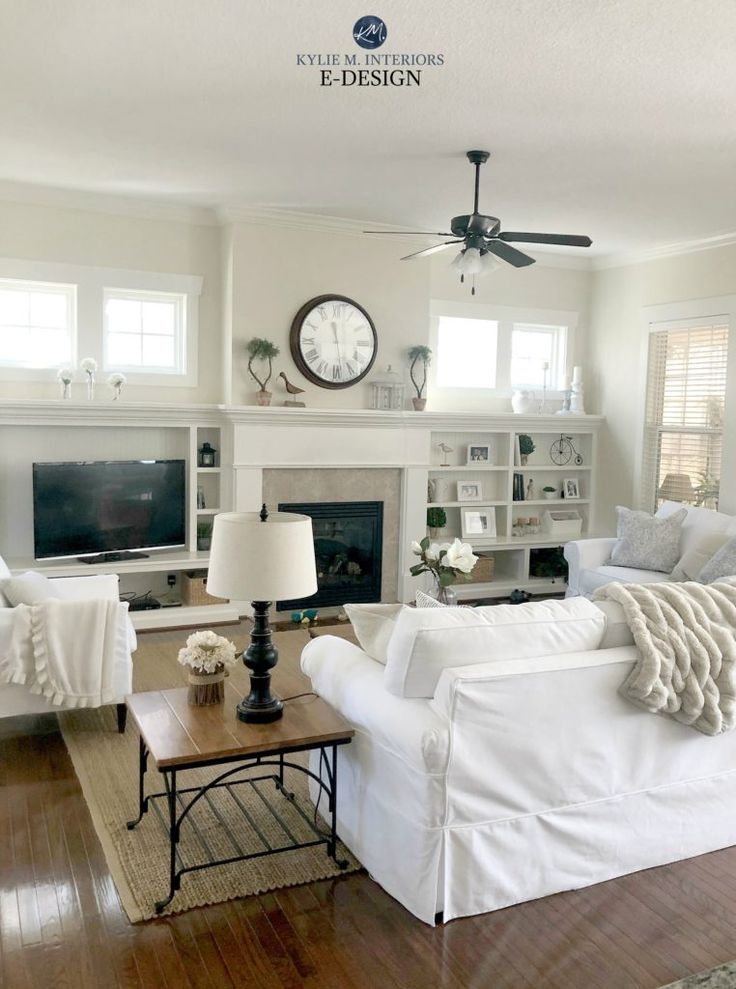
left=498, top=231, right=592, bottom=248
left=401, top=241, right=462, bottom=261
left=486, top=240, right=536, bottom=267
left=364, top=230, right=455, bottom=236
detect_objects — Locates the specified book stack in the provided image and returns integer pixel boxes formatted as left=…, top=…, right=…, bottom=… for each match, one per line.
left=513, top=473, right=525, bottom=501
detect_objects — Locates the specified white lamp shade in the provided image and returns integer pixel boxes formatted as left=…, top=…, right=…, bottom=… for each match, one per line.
left=206, top=511, right=318, bottom=602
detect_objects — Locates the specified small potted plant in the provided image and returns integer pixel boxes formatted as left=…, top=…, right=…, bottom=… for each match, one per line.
left=245, top=337, right=280, bottom=405
left=408, top=345, right=432, bottom=411
left=426, top=506, right=447, bottom=538
left=197, top=519, right=213, bottom=551
left=518, top=434, right=535, bottom=466
left=542, top=485, right=558, bottom=500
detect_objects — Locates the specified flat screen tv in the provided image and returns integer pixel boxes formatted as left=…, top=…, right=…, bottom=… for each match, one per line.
left=33, top=459, right=186, bottom=562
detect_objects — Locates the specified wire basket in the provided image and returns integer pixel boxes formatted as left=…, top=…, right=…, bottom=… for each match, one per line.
left=181, top=570, right=228, bottom=606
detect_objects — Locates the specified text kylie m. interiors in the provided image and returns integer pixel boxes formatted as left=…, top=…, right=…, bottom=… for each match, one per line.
left=297, top=52, right=444, bottom=88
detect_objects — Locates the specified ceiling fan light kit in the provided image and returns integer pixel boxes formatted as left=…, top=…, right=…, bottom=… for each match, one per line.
left=366, top=150, right=592, bottom=295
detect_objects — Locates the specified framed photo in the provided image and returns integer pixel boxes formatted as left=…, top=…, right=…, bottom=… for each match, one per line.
left=457, top=481, right=483, bottom=502
left=461, top=506, right=497, bottom=539
left=467, top=444, right=491, bottom=464
left=563, top=477, right=580, bottom=500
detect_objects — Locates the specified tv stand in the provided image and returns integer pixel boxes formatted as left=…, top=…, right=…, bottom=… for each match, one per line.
left=78, top=551, right=149, bottom=564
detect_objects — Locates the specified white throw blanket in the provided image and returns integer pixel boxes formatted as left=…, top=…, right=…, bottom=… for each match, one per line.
left=0, top=599, right=124, bottom=708
left=593, top=581, right=736, bottom=735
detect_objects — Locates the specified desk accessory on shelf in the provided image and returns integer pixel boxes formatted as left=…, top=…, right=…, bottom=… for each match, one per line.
left=206, top=505, right=317, bottom=723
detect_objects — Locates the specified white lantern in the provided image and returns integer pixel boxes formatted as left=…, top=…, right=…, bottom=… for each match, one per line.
left=370, top=365, right=405, bottom=411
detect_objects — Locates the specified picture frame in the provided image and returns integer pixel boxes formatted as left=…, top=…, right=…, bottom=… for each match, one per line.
left=466, top=444, right=491, bottom=465
left=563, top=477, right=580, bottom=500
left=461, top=506, right=497, bottom=539
left=457, top=481, right=483, bottom=502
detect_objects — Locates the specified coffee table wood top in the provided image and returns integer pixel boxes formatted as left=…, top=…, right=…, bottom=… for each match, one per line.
left=126, top=679, right=354, bottom=769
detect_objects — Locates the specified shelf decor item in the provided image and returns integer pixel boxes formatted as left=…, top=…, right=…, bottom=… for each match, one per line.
left=206, top=506, right=318, bottom=723
left=107, top=372, right=126, bottom=401
left=457, top=481, right=482, bottom=502
left=437, top=442, right=454, bottom=466
left=198, top=441, right=217, bottom=467
left=408, top=345, right=431, bottom=411
left=518, top=434, right=535, bottom=466
left=426, top=506, right=447, bottom=538
left=196, top=519, right=212, bottom=550
left=511, top=389, right=535, bottom=414
left=370, top=365, right=405, bottom=410
left=56, top=367, right=73, bottom=400
left=563, top=478, right=580, bottom=500
left=80, top=357, right=97, bottom=400
left=245, top=337, right=280, bottom=405
left=543, top=485, right=558, bottom=500
left=409, top=536, right=478, bottom=605
left=461, top=506, right=497, bottom=539
left=467, top=443, right=491, bottom=464
left=177, top=629, right=238, bottom=707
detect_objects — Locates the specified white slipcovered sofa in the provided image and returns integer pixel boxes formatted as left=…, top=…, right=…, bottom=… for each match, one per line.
left=565, top=500, right=736, bottom=598
left=301, top=597, right=736, bottom=925
left=0, top=556, right=136, bottom=730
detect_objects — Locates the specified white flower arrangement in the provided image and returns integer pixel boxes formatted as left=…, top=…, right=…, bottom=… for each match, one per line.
left=80, top=357, right=98, bottom=374
left=56, top=367, right=74, bottom=384
left=107, top=371, right=127, bottom=400
left=177, top=630, right=238, bottom=674
left=409, top=536, right=478, bottom=587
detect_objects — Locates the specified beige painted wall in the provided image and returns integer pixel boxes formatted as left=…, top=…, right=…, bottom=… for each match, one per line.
left=0, top=198, right=223, bottom=403
left=588, top=244, right=736, bottom=530
left=227, top=223, right=431, bottom=408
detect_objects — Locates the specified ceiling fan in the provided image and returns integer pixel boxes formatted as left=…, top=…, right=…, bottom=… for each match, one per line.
left=364, top=150, right=592, bottom=293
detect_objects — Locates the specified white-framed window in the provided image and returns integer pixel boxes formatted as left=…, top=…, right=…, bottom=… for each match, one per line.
left=510, top=323, right=567, bottom=389
left=0, top=257, right=201, bottom=386
left=104, top=288, right=186, bottom=375
left=641, top=315, right=729, bottom=512
left=429, top=301, right=577, bottom=400
left=0, top=278, right=76, bottom=369
left=436, top=315, right=498, bottom=388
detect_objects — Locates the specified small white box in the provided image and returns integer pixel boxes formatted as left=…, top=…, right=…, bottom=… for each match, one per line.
left=542, top=510, right=583, bottom=539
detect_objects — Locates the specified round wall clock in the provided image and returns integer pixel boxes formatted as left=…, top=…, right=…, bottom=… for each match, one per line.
left=289, top=295, right=377, bottom=389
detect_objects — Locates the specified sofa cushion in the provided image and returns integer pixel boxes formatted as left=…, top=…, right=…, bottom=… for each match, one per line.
left=698, top=537, right=736, bottom=584
left=657, top=501, right=736, bottom=560
left=609, top=506, right=687, bottom=572
left=0, top=571, right=60, bottom=607
left=578, top=565, right=673, bottom=597
left=384, top=597, right=606, bottom=698
left=592, top=600, right=635, bottom=648
left=671, top=530, right=732, bottom=581
left=343, top=602, right=403, bottom=665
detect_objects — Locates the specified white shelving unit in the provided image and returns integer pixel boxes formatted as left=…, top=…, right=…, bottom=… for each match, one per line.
left=427, top=423, right=599, bottom=599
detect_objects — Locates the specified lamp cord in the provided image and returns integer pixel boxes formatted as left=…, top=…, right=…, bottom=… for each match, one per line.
left=280, top=690, right=318, bottom=702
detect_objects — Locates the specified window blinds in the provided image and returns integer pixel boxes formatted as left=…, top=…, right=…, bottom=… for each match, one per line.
left=641, top=318, right=729, bottom=511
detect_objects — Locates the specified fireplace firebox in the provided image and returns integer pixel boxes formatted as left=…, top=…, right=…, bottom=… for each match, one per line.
left=277, top=501, right=383, bottom=610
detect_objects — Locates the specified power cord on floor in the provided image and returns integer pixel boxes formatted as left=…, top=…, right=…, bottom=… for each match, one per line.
left=280, top=691, right=318, bottom=703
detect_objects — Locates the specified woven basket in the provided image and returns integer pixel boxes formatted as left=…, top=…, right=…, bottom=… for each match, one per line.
left=181, top=570, right=228, bottom=606
left=464, top=554, right=495, bottom=584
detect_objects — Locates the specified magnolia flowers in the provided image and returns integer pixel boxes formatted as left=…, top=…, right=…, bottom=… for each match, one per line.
left=409, top=536, right=478, bottom=593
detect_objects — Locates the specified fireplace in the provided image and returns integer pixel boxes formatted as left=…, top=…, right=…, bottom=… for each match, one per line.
left=277, top=501, right=383, bottom=610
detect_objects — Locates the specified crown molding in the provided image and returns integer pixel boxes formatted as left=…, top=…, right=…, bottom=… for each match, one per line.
left=215, top=205, right=430, bottom=241
left=0, top=180, right=220, bottom=227
left=593, top=231, right=736, bottom=271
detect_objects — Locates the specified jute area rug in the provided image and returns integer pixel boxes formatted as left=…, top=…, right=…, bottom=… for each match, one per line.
left=59, top=626, right=359, bottom=923
left=659, top=961, right=736, bottom=988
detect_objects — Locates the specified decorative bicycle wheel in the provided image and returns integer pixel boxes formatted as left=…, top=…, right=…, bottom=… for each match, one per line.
left=550, top=436, right=572, bottom=465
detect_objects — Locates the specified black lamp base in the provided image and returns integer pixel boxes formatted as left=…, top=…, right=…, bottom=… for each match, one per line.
left=237, top=600, right=284, bottom=724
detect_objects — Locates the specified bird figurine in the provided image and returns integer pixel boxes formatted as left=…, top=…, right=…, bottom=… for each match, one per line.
left=279, top=371, right=306, bottom=407
left=438, top=442, right=454, bottom=466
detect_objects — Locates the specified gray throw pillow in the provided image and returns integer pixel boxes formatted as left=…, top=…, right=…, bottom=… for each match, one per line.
left=609, top=506, right=687, bottom=573
left=698, top=537, right=736, bottom=583
left=0, top=571, right=60, bottom=606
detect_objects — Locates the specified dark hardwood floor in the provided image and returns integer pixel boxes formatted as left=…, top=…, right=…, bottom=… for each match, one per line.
left=2, top=630, right=736, bottom=988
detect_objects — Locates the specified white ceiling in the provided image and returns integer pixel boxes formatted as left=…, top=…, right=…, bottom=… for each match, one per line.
left=0, top=0, right=734, bottom=259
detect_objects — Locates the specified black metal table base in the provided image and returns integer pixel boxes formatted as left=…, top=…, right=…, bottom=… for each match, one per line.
left=126, top=737, right=349, bottom=914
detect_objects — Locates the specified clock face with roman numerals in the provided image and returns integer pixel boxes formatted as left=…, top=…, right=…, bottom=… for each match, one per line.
left=289, top=295, right=378, bottom=389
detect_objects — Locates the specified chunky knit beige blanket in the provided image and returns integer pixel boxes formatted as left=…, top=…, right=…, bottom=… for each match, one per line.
left=593, top=580, right=736, bottom=735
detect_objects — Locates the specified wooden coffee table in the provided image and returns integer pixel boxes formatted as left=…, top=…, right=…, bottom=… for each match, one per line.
left=125, top=683, right=354, bottom=913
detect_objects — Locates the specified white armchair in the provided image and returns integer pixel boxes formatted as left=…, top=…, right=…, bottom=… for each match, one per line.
left=0, top=559, right=136, bottom=731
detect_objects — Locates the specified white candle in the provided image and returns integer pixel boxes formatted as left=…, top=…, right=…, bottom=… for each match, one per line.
left=562, top=375, right=570, bottom=391
left=572, top=365, right=582, bottom=384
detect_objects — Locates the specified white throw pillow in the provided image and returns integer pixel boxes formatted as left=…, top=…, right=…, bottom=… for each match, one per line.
left=609, top=506, right=687, bottom=573
left=343, top=602, right=403, bottom=665
left=671, top=530, right=732, bottom=582
left=384, top=597, right=607, bottom=698
left=698, top=537, right=736, bottom=584
left=592, top=600, right=635, bottom=648
left=0, top=571, right=60, bottom=606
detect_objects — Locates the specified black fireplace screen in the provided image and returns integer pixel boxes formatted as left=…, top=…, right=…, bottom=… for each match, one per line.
left=276, top=501, right=383, bottom=610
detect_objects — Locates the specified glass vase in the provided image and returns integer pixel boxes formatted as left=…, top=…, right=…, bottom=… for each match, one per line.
left=59, top=381, right=71, bottom=400
left=429, top=580, right=457, bottom=606
left=86, top=373, right=95, bottom=400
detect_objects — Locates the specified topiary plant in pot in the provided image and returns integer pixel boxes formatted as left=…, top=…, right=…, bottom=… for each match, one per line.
left=426, top=506, right=447, bottom=538
left=408, top=345, right=432, bottom=411
left=246, top=338, right=280, bottom=405
left=518, top=434, right=535, bottom=465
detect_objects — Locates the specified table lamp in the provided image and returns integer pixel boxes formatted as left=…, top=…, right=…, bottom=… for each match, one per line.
left=206, top=505, right=317, bottom=723
left=657, top=473, right=696, bottom=503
